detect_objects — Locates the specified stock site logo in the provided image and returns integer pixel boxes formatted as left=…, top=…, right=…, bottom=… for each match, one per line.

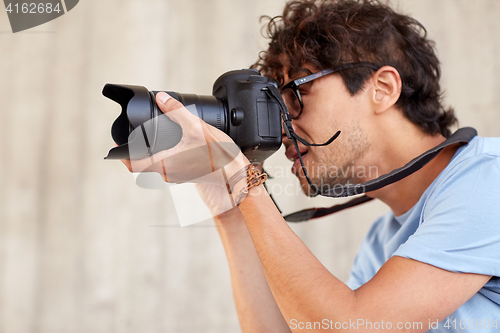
left=4, top=0, right=79, bottom=33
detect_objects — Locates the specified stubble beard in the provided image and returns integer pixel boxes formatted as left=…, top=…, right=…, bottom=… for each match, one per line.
left=298, top=123, right=371, bottom=197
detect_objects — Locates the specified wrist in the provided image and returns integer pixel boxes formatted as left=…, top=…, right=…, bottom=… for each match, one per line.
left=229, top=165, right=267, bottom=206
left=223, top=151, right=250, bottom=179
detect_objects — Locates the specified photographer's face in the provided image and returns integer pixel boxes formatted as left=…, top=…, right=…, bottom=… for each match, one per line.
left=282, top=65, right=373, bottom=196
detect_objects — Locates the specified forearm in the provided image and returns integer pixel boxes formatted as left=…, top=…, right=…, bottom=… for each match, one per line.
left=214, top=207, right=291, bottom=332
left=238, top=185, right=356, bottom=328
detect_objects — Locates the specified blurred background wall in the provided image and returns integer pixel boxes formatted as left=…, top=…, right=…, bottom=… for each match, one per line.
left=0, top=0, right=498, bottom=332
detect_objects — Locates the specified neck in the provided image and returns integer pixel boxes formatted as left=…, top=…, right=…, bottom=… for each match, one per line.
left=360, top=125, right=460, bottom=216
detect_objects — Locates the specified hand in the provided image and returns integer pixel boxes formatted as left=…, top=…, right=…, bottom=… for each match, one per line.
left=121, top=92, right=250, bottom=215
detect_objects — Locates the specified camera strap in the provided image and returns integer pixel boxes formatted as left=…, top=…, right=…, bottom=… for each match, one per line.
left=262, top=85, right=477, bottom=222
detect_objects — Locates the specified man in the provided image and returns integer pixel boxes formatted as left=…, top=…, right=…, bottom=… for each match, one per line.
left=124, top=0, right=500, bottom=331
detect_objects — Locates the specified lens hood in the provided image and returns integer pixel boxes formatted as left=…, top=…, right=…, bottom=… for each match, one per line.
left=103, top=83, right=183, bottom=160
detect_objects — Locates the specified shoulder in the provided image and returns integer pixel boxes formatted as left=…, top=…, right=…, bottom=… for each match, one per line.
left=446, top=136, right=500, bottom=171
left=422, top=136, right=500, bottom=229
left=463, top=136, right=500, bottom=156
left=394, top=136, right=500, bottom=276
left=424, top=136, right=500, bottom=207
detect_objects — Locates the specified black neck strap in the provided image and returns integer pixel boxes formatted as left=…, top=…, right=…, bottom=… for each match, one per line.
left=262, top=85, right=478, bottom=222
left=320, top=126, right=478, bottom=197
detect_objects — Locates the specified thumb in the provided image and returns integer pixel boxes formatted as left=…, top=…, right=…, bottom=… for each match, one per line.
left=156, top=91, right=202, bottom=128
left=156, top=91, right=183, bottom=113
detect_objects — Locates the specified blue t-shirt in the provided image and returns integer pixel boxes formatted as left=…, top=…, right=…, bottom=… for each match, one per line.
left=346, top=136, right=500, bottom=332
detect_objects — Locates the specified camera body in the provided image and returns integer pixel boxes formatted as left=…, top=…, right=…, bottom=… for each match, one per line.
left=104, top=69, right=282, bottom=164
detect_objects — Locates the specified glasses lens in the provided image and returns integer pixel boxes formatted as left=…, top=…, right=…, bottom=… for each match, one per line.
left=281, top=87, right=301, bottom=118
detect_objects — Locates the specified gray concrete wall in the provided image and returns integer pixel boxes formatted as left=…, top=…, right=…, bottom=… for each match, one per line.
left=0, top=1, right=498, bottom=332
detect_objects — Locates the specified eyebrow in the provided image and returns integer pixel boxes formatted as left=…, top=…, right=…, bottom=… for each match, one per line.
left=283, top=67, right=314, bottom=87
left=291, top=67, right=314, bottom=80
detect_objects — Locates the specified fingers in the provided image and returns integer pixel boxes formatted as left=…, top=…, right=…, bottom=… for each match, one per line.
left=120, top=159, right=133, bottom=172
left=127, top=155, right=162, bottom=174
left=156, top=92, right=201, bottom=128
left=117, top=92, right=243, bottom=186
left=121, top=157, right=169, bottom=183
left=156, top=91, right=183, bottom=113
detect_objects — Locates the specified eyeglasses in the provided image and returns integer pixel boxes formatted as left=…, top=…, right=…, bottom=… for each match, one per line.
left=280, top=62, right=381, bottom=119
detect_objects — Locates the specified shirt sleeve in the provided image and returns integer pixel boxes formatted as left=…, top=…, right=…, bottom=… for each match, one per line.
left=393, top=153, right=500, bottom=277
left=346, top=213, right=395, bottom=290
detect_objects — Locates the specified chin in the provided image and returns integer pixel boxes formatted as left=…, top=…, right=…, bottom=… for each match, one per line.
left=294, top=177, right=321, bottom=197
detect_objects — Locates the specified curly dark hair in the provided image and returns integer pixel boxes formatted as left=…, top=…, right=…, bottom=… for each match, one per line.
left=252, top=0, right=457, bottom=137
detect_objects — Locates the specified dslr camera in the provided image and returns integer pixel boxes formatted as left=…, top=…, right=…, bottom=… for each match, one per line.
left=104, top=69, right=282, bottom=164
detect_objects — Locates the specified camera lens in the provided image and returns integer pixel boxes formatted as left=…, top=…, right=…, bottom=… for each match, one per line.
left=151, top=91, right=228, bottom=155
left=164, top=92, right=228, bottom=133
left=104, top=69, right=283, bottom=163
left=103, top=83, right=228, bottom=160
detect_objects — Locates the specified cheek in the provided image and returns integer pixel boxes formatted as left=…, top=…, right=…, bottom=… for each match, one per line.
left=310, top=120, right=370, bottom=167
left=313, top=101, right=370, bottom=152
left=334, top=121, right=371, bottom=164
left=298, top=110, right=343, bottom=146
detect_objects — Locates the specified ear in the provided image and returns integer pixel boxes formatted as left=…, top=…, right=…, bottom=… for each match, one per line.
left=371, top=66, right=402, bottom=114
